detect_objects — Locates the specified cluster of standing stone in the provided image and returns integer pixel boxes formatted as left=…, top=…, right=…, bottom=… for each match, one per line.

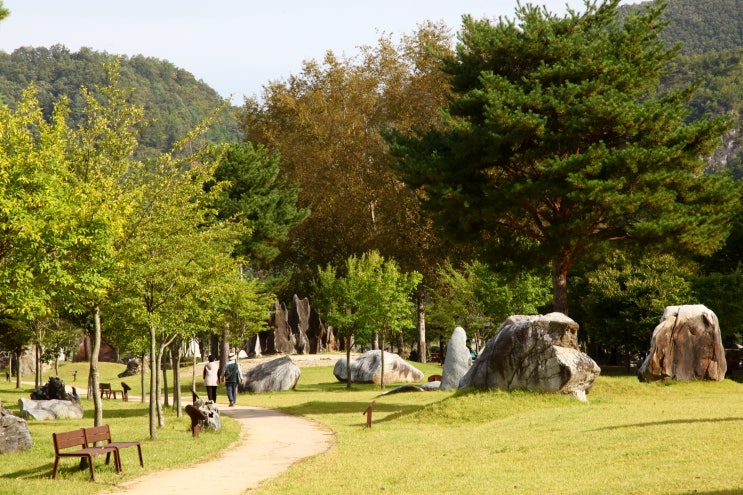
left=247, top=295, right=336, bottom=357
left=374, top=304, right=727, bottom=401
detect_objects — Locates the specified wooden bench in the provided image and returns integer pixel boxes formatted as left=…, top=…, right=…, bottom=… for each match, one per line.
left=99, top=383, right=124, bottom=399
left=52, top=428, right=120, bottom=481
left=84, top=424, right=143, bottom=471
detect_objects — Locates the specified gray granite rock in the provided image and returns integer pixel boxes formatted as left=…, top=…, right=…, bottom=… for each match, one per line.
left=18, top=398, right=84, bottom=420
left=333, top=351, right=424, bottom=384
left=0, top=410, right=33, bottom=454
left=241, top=355, right=301, bottom=393
left=458, top=313, right=600, bottom=401
left=440, top=326, right=472, bottom=390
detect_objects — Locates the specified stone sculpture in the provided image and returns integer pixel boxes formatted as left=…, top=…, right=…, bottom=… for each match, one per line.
left=30, top=376, right=79, bottom=402
left=240, top=355, right=301, bottom=393
left=638, top=304, right=727, bottom=382
left=0, top=408, right=33, bottom=454
left=18, top=398, right=84, bottom=420
left=458, top=313, right=601, bottom=401
left=333, top=351, right=424, bottom=384
left=440, top=326, right=472, bottom=391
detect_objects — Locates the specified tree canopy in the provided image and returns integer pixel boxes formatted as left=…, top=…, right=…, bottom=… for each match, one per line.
left=386, top=0, right=739, bottom=315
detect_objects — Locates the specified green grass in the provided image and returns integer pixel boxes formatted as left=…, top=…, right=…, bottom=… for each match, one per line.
left=3, top=359, right=743, bottom=495
left=0, top=361, right=239, bottom=495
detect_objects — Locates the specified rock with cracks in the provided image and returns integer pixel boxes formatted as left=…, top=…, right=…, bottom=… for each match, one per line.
left=0, top=409, right=33, bottom=454
left=18, top=398, right=84, bottom=420
left=440, top=326, right=472, bottom=391
left=333, top=351, right=424, bottom=384
left=638, top=305, right=726, bottom=382
left=458, top=313, right=601, bottom=401
left=240, top=355, right=301, bottom=393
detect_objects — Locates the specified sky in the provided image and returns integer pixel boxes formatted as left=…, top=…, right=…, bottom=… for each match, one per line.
left=0, top=0, right=633, bottom=101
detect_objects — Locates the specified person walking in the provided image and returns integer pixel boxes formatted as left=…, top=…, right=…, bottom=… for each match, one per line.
left=203, top=354, right=220, bottom=402
left=223, top=351, right=243, bottom=407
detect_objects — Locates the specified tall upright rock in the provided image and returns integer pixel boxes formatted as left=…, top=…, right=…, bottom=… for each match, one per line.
left=638, top=305, right=727, bottom=382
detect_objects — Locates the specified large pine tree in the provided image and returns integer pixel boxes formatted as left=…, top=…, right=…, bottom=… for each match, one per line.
left=386, top=0, right=739, bottom=314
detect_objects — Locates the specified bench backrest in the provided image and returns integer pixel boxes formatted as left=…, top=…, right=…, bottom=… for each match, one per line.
left=53, top=429, right=87, bottom=453
left=99, top=383, right=111, bottom=390
left=84, top=425, right=112, bottom=445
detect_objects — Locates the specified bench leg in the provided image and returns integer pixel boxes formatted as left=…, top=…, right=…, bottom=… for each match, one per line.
left=87, top=455, right=96, bottom=481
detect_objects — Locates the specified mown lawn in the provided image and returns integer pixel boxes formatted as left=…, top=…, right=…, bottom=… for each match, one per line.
left=2, top=358, right=743, bottom=495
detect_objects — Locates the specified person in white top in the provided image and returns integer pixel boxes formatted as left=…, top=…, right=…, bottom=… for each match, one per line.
left=202, top=354, right=220, bottom=402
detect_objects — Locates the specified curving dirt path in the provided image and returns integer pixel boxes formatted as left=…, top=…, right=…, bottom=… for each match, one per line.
left=103, top=404, right=334, bottom=494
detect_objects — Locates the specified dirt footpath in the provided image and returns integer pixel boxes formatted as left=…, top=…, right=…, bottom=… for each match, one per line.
left=104, top=404, right=334, bottom=494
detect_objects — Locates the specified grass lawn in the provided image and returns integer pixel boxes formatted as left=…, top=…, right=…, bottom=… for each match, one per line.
left=0, top=361, right=240, bottom=495
left=2, top=358, right=743, bottom=495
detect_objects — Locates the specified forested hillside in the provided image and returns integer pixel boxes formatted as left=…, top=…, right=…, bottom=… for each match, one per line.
left=0, top=45, right=241, bottom=158
left=624, top=0, right=743, bottom=174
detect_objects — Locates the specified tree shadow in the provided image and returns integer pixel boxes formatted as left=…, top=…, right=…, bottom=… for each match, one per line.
left=588, top=417, right=743, bottom=431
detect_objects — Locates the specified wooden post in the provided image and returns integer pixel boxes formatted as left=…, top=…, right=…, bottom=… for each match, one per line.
left=363, top=400, right=375, bottom=428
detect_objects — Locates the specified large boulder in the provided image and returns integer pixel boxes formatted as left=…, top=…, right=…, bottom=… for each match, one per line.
left=458, top=313, right=601, bottom=401
left=241, top=355, right=301, bottom=393
left=440, top=327, right=472, bottom=391
left=638, top=305, right=727, bottom=382
left=18, top=398, right=84, bottom=420
left=333, top=351, right=424, bottom=384
left=0, top=409, right=33, bottom=454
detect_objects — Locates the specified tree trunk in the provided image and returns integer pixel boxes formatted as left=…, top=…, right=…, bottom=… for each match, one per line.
left=162, top=347, right=169, bottom=408
left=191, top=338, right=198, bottom=395
left=417, top=289, right=426, bottom=364
left=372, top=332, right=379, bottom=350
left=140, top=351, right=147, bottom=404
left=35, top=344, right=41, bottom=389
left=148, top=325, right=158, bottom=439
left=90, top=306, right=103, bottom=427
left=345, top=335, right=352, bottom=391
left=551, top=257, right=570, bottom=315
left=13, top=352, right=20, bottom=389
left=396, top=332, right=405, bottom=357
left=156, top=345, right=165, bottom=428
left=380, top=334, right=385, bottom=390
left=220, top=325, right=230, bottom=378
left=171, top=340, right=182, bottom=417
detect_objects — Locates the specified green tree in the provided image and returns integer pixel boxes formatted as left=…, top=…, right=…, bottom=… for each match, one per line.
left=0, top=88, right=74, bottom=322
left=205, top=142, right=309, bottom=271
left=428, top=260, right=551, bottom=351
left=386, top=0, right=739, bottom=315
left=314, top=251, right=421, bottom=389
left=570, top=252, right=695, bottom=363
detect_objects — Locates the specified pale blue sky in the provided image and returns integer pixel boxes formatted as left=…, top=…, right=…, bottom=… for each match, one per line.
left=0, top=0, right=633, bottom=101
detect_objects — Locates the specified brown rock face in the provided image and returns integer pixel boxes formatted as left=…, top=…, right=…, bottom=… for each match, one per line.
left=638, top=305, right=727, bottom=382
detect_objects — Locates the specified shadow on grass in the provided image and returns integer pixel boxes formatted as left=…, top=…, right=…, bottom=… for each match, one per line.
left=282, top=400, right=422, bottom=418
left=588, top=416, right=743, bottom=431
left=1, top=462, right=55, bottom=480
left=677, top=491, right=743, bottom=495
